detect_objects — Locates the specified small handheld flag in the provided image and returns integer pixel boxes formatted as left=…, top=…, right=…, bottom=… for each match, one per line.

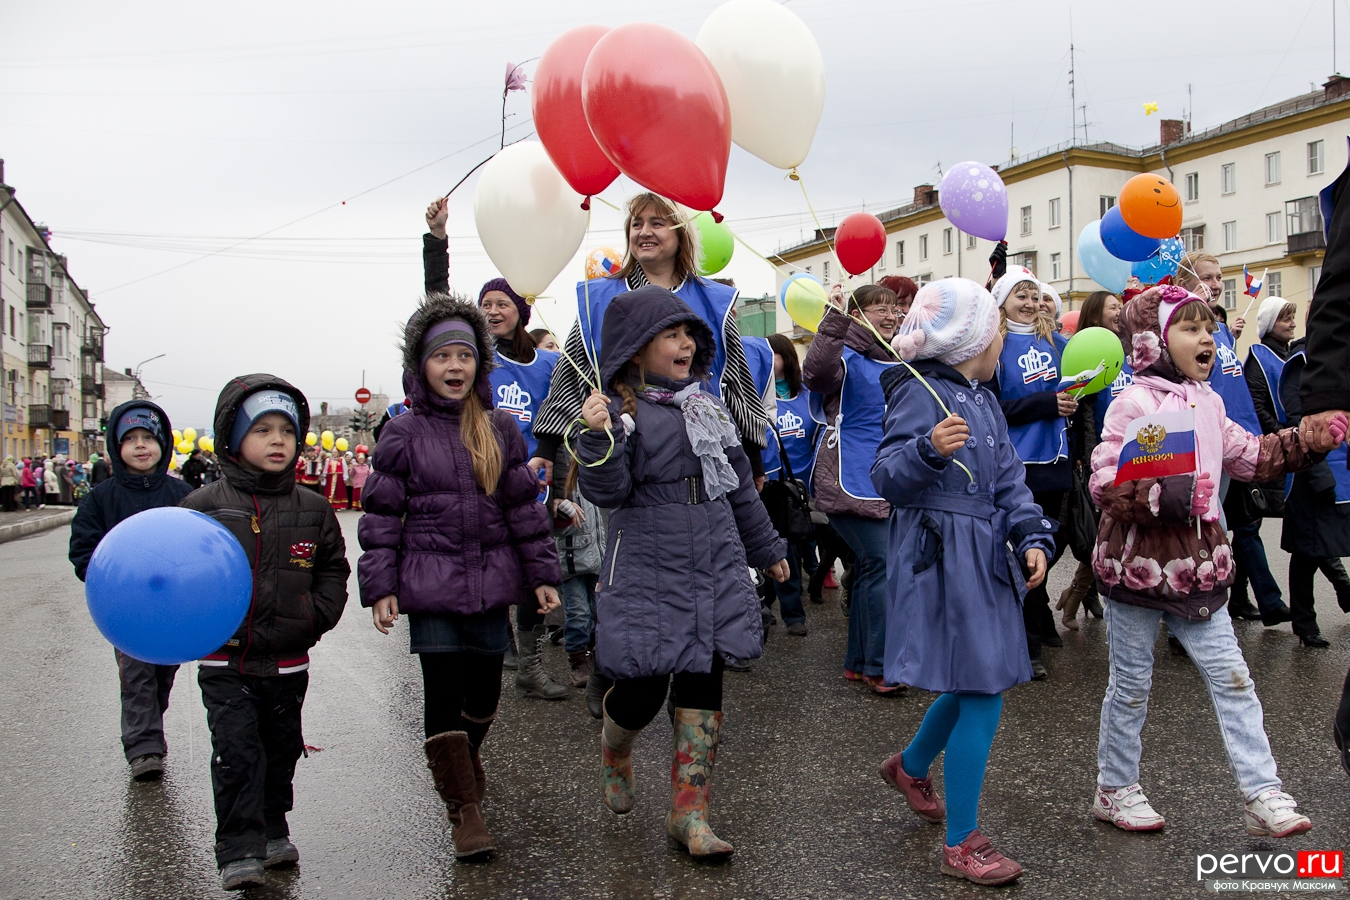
left=1243, top=265, right=1265, bottom=298
left=1056, top=362, right=1106, bottom=395
left=1113, top=410, right=1197, bottom=486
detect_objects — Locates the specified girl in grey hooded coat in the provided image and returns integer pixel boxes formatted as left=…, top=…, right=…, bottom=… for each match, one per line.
left=575, top=286, right=787, bottom=861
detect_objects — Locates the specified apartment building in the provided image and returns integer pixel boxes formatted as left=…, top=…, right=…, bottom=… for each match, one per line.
left=1, top=161, right=107, bottom=461
left=777, top=77, right=1350, bottom=356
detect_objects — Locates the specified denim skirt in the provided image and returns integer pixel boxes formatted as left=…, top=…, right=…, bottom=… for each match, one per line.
left=408, top=608, right=511, bottom=655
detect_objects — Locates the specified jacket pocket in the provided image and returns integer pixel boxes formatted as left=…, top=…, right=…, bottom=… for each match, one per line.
left=912, top=515, right=944, bottom=575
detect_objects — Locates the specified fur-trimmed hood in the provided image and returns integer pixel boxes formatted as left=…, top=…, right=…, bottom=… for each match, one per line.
left=399, top=293, right=497, bottom=411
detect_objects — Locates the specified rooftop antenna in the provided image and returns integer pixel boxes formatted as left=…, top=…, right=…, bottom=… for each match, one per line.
left=1336, top=0, right=1339, bottom=75
left=1187, top=83, right=1193, bottom=130
left=1068, top=10, right=1077, bottom=145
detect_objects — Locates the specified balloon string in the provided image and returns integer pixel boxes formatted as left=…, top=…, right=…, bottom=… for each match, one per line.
left=723, top=225, right=807, bottom=273
left=563, top=416, right=616, bottom=468
left=580, top=207, right=604, bottom=377
left=524, top=296, right=599, bottom=392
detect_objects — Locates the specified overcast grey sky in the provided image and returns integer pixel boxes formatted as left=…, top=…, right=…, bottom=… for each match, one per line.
left=3, top=0, right=1343, bottom=428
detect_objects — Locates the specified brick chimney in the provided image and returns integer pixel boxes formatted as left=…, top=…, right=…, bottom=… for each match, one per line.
left=913, top=184, right=938, bottom=207
left=1160, top=119, right=1186, bottom=146
left=1324, top=75, right=1350, bottom=101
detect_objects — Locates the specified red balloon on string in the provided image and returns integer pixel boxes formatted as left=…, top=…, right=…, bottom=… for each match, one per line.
left=582, top=23, right=731, bottom=212
left=835, top=213, right=886, bottom=275
left=533, top=25, right=620, bottom=201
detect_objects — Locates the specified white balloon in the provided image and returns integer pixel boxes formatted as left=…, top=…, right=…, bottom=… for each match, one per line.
left=474, top=141, right=589, bottom=298
left=696, top=0, right=825, bottom=170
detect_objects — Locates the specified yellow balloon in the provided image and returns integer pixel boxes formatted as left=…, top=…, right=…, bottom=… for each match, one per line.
left=335, top=438, right=349, bottom=452
left=203, top=437, right=214, bottom=453
left=183, top=427, right=198, bottom=443
left=781, top=274, right=829, bottom=333
left=321, top=430, right=335, bottom=451
left=306, top=432, right=318, bottom=447
left=168, top=455, right=177, bottom=470
left=197, top=436, right=211, bottom=452
left=176, top=439, right=193, bottom=454
left=172, top=430, right=183, bottom=444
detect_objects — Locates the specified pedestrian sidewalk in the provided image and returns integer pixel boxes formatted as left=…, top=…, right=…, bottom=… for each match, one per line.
left=0, top=507, right=77, bottom=545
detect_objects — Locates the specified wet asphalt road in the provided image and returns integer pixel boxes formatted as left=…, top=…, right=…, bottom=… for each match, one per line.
left=1, top=513, right=1349, bottom=900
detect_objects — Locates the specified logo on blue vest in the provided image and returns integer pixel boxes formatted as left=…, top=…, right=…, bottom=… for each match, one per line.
left=1217, top=342, right=1242, bottom=378
left=1110, top=368, right=1134, bottom=397
left=496, top=381, right=532, bottom=423
left=778, top=409, right=806, bottom=439
left=1018, top=347, right=1057, bottom=384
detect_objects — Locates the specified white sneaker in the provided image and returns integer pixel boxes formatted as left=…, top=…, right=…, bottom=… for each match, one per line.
left=1093, top=783, right=1165, bottom=831
left=1244, top=789, right=1312, bottom=837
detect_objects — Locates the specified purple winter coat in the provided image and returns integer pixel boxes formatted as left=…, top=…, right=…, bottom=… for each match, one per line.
left=357, top=295, right=561, bottom=614
left=577, top=286, right=787, bottom=679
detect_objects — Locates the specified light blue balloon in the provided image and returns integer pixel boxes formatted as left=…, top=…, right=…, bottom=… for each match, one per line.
left=1131, top=237, right=1186, bottom=284
left=1077, top=220, right=1131, bottom=293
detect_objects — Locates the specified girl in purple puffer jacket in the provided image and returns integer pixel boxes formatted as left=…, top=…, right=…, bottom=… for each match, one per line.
left=357, top=294, right=562, bottom=863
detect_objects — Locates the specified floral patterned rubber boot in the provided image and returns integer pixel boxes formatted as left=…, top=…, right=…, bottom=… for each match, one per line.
left=601, top=689, right=641, bottom=814
left=665, top=709, right=734, bottom=860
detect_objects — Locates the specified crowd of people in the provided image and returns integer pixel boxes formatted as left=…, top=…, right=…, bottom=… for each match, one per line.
left=61, top=185, right=1350, bottom=892
left=1, top=451, right=110, bottom=511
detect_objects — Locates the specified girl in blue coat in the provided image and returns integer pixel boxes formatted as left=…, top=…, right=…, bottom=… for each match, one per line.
left=575, top=285, right=788, bottom=861
left=871, top=278, right=1054, bottom=887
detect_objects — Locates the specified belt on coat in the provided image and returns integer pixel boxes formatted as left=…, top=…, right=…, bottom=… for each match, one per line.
left=628, top=475, right=707, bottom=506
left=899, top=489, right=995, bottom=521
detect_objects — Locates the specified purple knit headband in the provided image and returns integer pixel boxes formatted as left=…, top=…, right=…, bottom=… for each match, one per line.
left=420, top=318, right=478, bottom=367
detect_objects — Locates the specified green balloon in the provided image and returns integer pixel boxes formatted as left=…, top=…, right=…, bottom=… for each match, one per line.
left=694, top=211, right=734, bottom=276
left=1059, top=326, right=1125, bottom=396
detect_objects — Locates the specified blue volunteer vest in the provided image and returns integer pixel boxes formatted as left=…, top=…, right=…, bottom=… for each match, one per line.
left=1094, top=359, right=1134, bottom=440
left=1279, top=350, right=1350, bottom=503
left=766, top=390, right=817, bottom=485
left=1248, top=342, right=1287, bottom=426
left=578, top=275, right=735, bottom=399
left=1209, top=324, right=1262, bottom=436
left=997, top=331, right=1068, bottom=465
left=488, top=348, right=559, bottom=458
left=837, top=347, right=899, bottom=500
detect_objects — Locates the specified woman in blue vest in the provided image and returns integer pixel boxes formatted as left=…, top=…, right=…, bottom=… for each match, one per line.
left=1279, top=336, right=1350, bottom=648
left=803, top=282, right=907, bottom=694
left=423, top=200, right=569, bottom=700
left=990, top=267, right=1073, bottom=680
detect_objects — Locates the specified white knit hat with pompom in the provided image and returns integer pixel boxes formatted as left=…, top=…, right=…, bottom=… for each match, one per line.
left=893, top=278, right=1000, bottom=365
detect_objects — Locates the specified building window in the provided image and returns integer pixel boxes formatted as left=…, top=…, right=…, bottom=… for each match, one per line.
left=1100, top=195, right=1117, bottom=217
left=1051, top=252, right=1062, bottom=280
left=1266, top=271, right=1282, bottom=298
left=1309, top=140, right=1325, bottom=175
left=823, top=259, right=830, bottom=282
left=876, top=246, right=886, bottom=271
left=1265, top=151, right=1281, bottom=185
left=804, top=265, right=811, bottom=275
left=1221, top=163, right=1236, bottom=195
left=920, top=235, right=929, bottom=261
left=1048, top=197, right=1061, bottom=229
left=1287, top=196, right=1323, bottom=235
left=1020, top=206, right=1032, bottom=235
left=1265, top=212, right=1281, bottom=244
left=1310, top=265, right=1323, bottom=299
left=6, top=239, right=12, bottom=273
left=1222, top=221, right=1237, bottom=252
left=895, top=241, right=904, bottom=267
left=915, top=272, right=932, bottom=286
left=966, top=233, right=977, bottom=249
left=943, top=227, right=953, bottom=255
left=1223, top=278, right=1237, bottom=310
left=1181, top=225, right=1205, bottom=252
left=1185, top=172, right=1199, bottom=202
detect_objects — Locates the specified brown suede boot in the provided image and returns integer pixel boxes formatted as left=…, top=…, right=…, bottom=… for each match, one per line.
left=424, top=731, right=495, bottom=860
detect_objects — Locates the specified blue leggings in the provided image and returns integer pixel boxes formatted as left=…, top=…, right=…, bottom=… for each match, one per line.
left=900, top=692, right=1003, bottom=846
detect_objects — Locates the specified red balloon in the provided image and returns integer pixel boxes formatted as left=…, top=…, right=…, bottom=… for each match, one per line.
left=533, top=25, right=620, bottom=200
left=835, top=213, right=886, bottom=275
left=1059, top=309, right=1080, bottom=336
left=582, top=23, right=731, bottom=212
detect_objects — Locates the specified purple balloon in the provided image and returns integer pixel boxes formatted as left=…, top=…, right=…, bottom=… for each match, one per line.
left=939, top=161, right=1008, bottom=242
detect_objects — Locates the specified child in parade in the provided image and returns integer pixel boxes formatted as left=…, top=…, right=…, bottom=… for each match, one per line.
left=991, top=266, right=1074, bottom=678
left=873, top=278, right=1053, bottom=886
left=68, top=401, right=195, bottom=782
left=348, top=449, right=370, bottom=510
left=180, top=376, right=350, bottom=890
left=576, top=286, right=788, bottom=860
left=358, top=295, right=562, bottom=862
left=552, top=485, right=606, bottom=689
left=1088, top=285, right=1340, bottom=837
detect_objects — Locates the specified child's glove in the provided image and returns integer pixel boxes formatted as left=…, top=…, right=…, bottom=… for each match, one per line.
left=1191, top=472, right=1215, bottom=516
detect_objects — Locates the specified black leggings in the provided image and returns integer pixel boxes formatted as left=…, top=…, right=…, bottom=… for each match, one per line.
left=1289, top=553, right=1350, bottom=638
left=605, top=656, right=724, bottom=731
left=418, top=652, right=504, bottom=748
left=808, top=523, right=855, bottom=599
left=1024, top=489, right=1067, bottom=657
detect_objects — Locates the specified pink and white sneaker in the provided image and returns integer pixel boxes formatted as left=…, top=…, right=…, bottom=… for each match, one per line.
left=1244, top=789, right=1312, bottom=837
left=941, top=830, right=1023, bottom=886
left=879, top=752, right=945, bottom=822
left=1093, top=783, right=1165, bottom=831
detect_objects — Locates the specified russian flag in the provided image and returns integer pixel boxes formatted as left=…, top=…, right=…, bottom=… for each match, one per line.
left=1057, top=361, right=1105, bottom=394
left=1243, top=265, right=1263, bottom=298
left=1113, top=410, right=1197, bottom=486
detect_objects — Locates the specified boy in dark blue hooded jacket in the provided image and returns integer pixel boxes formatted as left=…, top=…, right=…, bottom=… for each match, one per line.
left=69, top=400, right=195, bottom=782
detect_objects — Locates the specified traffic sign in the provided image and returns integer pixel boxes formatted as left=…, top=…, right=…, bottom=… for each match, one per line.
left=355, top=388, right=371, bottom=404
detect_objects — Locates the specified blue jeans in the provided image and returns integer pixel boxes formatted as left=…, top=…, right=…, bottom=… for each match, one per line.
left=768, top=548, right=805, bottom=626
left=1230, top=519, right=1284, bottom=614
left=1098, top=599, right=1281, bottom=800
left=560, top=574, right=597, bottom=654
left=830, top=514, right=889, bottom=678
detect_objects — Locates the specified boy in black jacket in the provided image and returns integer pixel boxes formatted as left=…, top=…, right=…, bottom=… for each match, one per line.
left=180, top=375, right=349, bottom=892
left=69, top=400, right=195, bottom=782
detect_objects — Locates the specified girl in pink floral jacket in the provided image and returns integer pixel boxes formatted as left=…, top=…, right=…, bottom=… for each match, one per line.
left=1087, top=285, right=1345, bottom=839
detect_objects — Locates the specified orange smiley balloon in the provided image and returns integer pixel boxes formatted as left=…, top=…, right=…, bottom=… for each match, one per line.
left=1119, top=173, right=1183, bottom=239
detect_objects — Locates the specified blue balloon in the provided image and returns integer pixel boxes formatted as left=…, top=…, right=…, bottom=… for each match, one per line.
left=1131, top=237, right=1186, bottom=284
left=86, top=508, right=253, bottom=665
left=1099, top=206, right=1161, bottom=261
left=1077, top=220, right=1132, bottom=294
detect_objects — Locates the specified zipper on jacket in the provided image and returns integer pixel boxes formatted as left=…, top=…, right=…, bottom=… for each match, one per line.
left=608, top=530, right=623, bottom=585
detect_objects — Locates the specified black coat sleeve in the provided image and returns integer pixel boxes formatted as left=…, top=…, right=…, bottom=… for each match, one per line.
left=308, top=505, right=350, bottom=638
left=67, top=488, right=108, bottom=582
left=423, top=233, right=449, bottom=296
left=1302, top=162, right=1350, bottom=414
left=1244, top=354, right=1281, bottom=435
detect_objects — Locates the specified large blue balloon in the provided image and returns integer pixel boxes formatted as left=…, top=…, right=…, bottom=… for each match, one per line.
left=1077, top=220, right=1132, bottom=294
left=1099, top=206, right=1162, bottom=262
left=86, top=508, right=253, bottom=665
left=1132, top=236, right=1186, bottom=284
